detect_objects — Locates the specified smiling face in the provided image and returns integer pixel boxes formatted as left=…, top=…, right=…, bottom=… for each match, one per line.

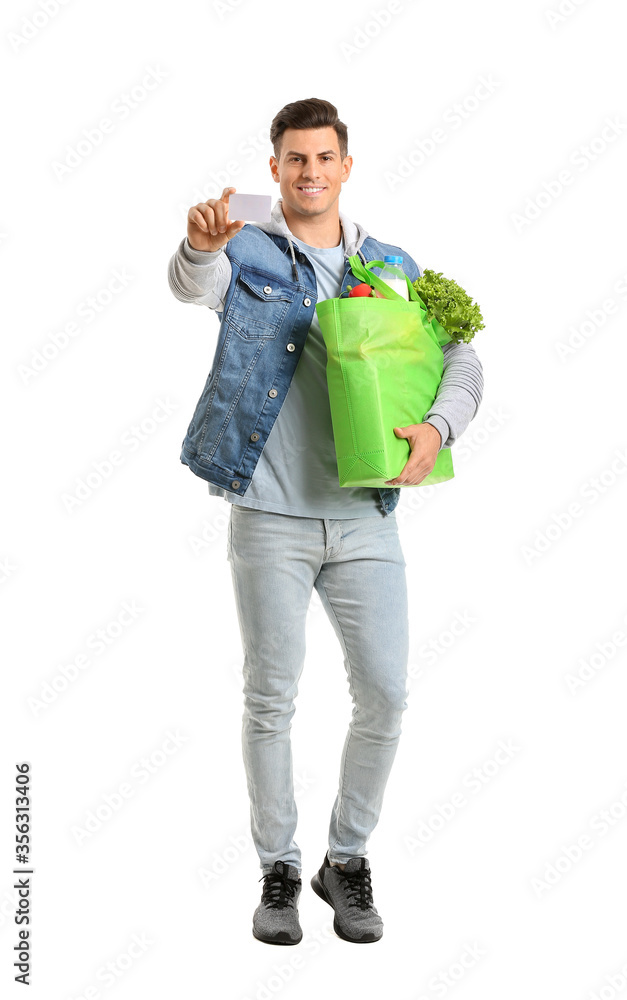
left=269, top=126, right=353, bottom=222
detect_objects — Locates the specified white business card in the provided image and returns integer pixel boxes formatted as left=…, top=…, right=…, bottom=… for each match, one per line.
left=228, top=193, right=272, bottom=223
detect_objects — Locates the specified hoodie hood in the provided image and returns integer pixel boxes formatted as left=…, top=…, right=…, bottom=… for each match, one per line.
left=252, top=197, right=369, bottom=283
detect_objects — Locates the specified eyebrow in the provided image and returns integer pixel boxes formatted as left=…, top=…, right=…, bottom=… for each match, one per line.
left=284, top=149, right=337, bottom=157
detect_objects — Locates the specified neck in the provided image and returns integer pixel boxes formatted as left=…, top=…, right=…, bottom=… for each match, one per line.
left=280, top=200, right=342, bottom=248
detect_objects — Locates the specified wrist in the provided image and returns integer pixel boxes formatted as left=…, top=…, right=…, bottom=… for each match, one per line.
left=423, top=420, right=443, bottom=449
left=183, top=237, right=225, bottom=262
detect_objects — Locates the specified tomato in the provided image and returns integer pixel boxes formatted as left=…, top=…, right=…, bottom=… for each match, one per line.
left=348, top=283, right=375, bottom=297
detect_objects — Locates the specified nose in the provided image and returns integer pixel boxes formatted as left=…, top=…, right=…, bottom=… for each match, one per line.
left=301, top=166, right=321, bottom=181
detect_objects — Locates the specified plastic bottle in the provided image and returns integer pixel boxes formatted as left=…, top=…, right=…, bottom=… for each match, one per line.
left=377, top=255, right=409, bottom=300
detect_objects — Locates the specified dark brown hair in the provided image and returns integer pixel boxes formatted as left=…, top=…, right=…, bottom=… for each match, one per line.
left=270, top=98, right=349, bottom=162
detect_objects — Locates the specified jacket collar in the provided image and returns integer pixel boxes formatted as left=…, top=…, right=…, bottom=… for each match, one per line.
left=252, top=197, right=368, bottom=282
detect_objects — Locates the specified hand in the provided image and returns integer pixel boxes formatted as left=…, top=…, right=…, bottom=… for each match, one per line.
left=385, top=422, right=442, bottom=486
left=187, top=186, right=245, bottom=252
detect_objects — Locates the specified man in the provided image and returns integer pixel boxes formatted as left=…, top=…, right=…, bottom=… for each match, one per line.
left=168, top=97, right=484, bottom=945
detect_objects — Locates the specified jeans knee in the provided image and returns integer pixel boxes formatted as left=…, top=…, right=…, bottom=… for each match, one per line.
left=243, top=697, right=296, bottom=735
left=354, top=688, right=407, bottom=738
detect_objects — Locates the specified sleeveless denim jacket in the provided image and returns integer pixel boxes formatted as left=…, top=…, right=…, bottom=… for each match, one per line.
left=180, top=223, right=422, bottom=517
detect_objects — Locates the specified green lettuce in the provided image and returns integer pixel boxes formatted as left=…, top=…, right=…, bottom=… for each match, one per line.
left=412, top=269, right=485, bottom=345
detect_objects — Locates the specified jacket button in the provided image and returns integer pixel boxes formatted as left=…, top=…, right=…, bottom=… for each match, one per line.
left=263, top=285, right=272, bottom=294
left=250, top=432, right=259, bottom=442
left=286, top=343, right=295, bottom=351
left=268, top=388, right=278, bottom=398
left=231, top=480, right=241, bottom=489
left=303, top=297, right=311, bottom=306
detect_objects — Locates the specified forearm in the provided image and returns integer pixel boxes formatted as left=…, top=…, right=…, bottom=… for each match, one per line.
left=167, top=237, right=232, bottom=310
left=424, top=341, right=484, bottom=450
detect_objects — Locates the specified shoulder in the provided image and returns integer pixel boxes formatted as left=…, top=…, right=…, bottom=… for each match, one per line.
left=224, top=223, right=275, bottom=261
left=361, top=235, right=421, bottom=280
left=223, top=225, right=293, bottom=280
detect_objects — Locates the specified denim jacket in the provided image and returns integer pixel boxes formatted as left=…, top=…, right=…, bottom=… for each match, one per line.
left=171, top=201, right=480, bottom=517
left=168, top=198, right=483, bottom=515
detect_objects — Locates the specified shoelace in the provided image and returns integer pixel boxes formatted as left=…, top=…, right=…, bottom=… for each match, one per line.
left=259, top=869, right=300, bottom=910
left=335, top=865, right=374, bottom=910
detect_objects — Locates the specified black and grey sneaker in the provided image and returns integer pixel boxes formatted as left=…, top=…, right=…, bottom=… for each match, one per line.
left=253, top=861, right=303, bottom=945
left=311, top=851, right=383, bottom=943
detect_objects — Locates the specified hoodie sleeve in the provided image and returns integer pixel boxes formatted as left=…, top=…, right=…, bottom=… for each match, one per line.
left=167, top=237, right=232, bottom=312
left=423, top=341, right=484, bottom=451
left=398, top=249, right=483, bottom=450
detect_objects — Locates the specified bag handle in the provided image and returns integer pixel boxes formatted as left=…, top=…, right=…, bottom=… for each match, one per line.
left=347, top=254, right=453, bottom=347
left=348, top=255, right=422, bottom=303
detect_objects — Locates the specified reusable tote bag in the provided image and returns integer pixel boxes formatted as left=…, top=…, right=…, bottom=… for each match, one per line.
left=316, top=255, right=455, bottom=488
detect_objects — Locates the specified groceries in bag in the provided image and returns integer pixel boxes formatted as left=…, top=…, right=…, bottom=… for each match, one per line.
left=316, top=255, right=484, bottom=488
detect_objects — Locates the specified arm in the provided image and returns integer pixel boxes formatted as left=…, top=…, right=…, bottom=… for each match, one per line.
left=385, top=341, right=484, bottom=485
left=399, top=249, right=483, bottom=447
left=423, top=341, right=484, bottom=451
left=167, top=237, right=233, bottom=312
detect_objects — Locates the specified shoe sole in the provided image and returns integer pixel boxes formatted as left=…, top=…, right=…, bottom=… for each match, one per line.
left=310, top=873, right=382, bottom=943
left=252, top=927, right=303, bottom=946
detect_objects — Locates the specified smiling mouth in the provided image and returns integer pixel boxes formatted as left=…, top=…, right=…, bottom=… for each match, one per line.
left=297, top=186, right=326, bottom=195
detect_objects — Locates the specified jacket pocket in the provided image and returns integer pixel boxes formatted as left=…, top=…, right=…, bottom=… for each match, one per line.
left=227, top=266, right=292, bottom=339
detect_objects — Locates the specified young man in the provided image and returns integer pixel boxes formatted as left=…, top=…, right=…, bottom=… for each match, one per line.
left=168, top=98, right=484, bottom=945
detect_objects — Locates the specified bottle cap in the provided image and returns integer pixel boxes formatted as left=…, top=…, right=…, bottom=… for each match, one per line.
left=383, top=255, right=402, bottom=264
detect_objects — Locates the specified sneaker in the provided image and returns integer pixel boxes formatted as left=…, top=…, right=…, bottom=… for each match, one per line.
left=252, top=861, right=303, bottom=945
left=310, top=851, right=383, bottom=943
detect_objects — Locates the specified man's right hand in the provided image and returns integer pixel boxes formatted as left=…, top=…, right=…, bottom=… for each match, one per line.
left=187, top=187, right=245, bottom=252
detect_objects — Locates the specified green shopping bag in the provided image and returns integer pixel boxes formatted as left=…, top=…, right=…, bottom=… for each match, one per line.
left=316, top=254, right=455, bottom=488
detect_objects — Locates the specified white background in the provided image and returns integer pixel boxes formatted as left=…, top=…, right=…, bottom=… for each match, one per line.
left=3, top=0, right=627, bottom=997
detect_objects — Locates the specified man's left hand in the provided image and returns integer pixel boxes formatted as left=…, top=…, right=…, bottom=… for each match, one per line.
left=384, top=423, right=442, bottom=486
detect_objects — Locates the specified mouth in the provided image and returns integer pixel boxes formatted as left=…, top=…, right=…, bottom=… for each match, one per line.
left=297, top=186, right=326, bottom=196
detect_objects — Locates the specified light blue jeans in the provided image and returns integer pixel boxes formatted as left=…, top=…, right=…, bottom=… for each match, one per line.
left=226, top=504, right=410, bottom=876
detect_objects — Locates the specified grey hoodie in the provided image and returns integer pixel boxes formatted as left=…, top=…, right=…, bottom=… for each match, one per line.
left=168, top=199, right=484, bottom=451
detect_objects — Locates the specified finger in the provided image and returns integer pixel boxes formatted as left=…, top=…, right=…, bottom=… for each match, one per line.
left=187, top=208, right=209, bottom=233
left=204, top=187, right=234, bottom=207
left=391, top=460, right=420, bottom=485
left=191, top=204, right=218, bottom=234
left=214, top=188, right=235, bottom=233
left=189, top=206, right=209, bottom=232
left=202, top=203, right=221, bottom=235
left=216, top=187, right=236, bottom=231
left=411, top=463, right=434, bottom=486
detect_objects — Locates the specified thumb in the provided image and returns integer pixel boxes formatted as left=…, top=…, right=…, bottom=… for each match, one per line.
left=393, top=425, right=409, bottom=437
